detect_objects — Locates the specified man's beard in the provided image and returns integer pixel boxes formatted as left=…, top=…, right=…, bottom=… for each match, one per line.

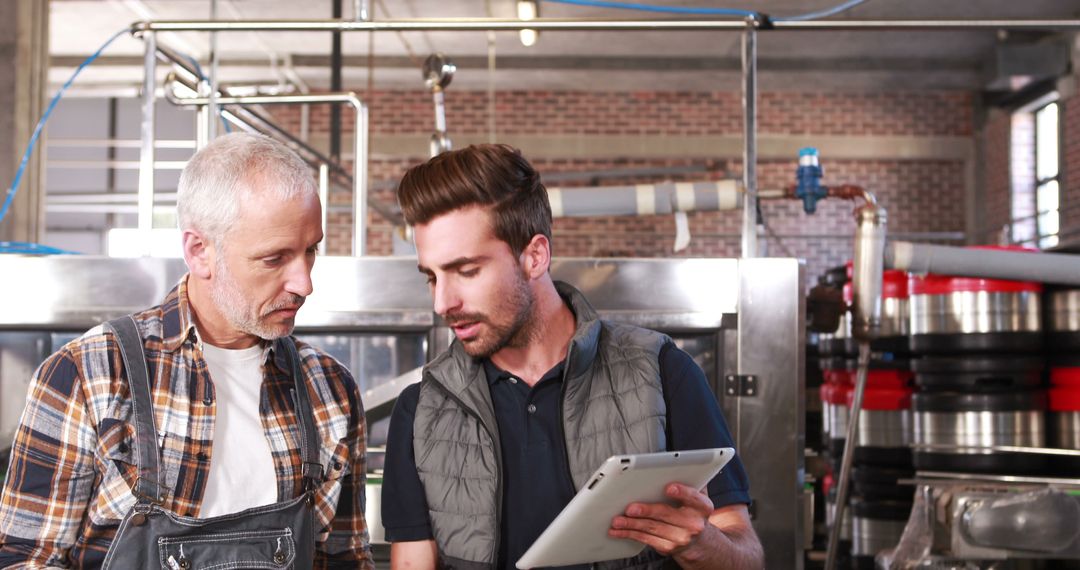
left=209, top=256, right=302, bottom=340
left=447, top=271, right=535, bottom=359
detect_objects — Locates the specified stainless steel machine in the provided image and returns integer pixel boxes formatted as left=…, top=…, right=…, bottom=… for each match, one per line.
left=0, top=254, right=806, bottom=569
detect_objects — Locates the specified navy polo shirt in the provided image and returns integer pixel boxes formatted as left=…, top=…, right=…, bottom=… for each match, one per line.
left=382, top=344, right=751, bottom=569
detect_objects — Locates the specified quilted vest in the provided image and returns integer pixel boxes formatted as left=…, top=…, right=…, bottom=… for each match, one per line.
left=413, top=282, right=676, bottom=569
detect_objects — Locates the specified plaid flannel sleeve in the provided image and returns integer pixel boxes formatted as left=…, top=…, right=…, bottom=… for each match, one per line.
left=0, top=348, right=99, bottom=568
left=314, top=359, right=375, bottom=570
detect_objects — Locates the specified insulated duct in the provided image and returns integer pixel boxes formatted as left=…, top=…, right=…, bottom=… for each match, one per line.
left=888, top=241, right=1080, bottom=286
left=546, top=180, right=740, bottom=218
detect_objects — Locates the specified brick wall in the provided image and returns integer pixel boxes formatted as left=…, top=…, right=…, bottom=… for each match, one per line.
left=1063, top=91, right=1080, bottom=246
left=978, top=109, right=1012, bottom=244
left=271, top=89, right=972, bottom=281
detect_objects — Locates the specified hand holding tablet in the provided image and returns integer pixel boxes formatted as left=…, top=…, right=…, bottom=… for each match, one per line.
left=515, top=448, right=735, bottom=569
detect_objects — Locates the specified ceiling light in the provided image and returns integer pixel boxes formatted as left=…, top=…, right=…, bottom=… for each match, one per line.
left=517, top=0, right=538, bottom=47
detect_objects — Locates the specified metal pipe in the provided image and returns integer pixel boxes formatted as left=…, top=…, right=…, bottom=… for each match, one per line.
left=825, top=342, right=872, bottom=570
left=166, top=89, right=373, bottom=254
left=740, top=20, right=757, bottom=258
left=888, top=241, right=1080, bottom=286
left=318, top=163, right=329, bottom=255
left=354, top=102, right=369, bottom=255
left=851, top=204, right=887, bottom=340
left=132, top=18, right=1080, bottom=33
left=331, top=0, right=343, bottom=161
left=546, top=180, right=739, bottom=218
left=208, top=0, right=219, bottom=141
left=138, top=31, right=157, bottom=256
left=354, top=0, right=370, bottom=22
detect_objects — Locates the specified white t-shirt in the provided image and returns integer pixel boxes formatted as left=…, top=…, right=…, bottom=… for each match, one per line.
left=198, top=341, right=278, bottom=517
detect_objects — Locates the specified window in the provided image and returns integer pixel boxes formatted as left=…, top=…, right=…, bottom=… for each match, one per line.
left=1034, top=102, right=1060, bottom=248
left=1010, top=95, right=1061, bottom=249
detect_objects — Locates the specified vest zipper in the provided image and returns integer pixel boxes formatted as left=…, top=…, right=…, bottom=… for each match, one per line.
left=557, top=341, right=578, bottom=490
left=426, top=371, right=503, bottom=567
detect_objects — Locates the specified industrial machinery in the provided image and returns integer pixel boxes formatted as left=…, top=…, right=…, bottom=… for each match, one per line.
left=0, top=254, right=806, bottom=569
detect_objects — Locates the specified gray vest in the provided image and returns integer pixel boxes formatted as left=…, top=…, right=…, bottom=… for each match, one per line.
left=413, top=282, right=676, bottom=569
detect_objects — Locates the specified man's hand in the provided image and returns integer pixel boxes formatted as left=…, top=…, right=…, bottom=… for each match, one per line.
left=609, top=483, right=764, bottom=569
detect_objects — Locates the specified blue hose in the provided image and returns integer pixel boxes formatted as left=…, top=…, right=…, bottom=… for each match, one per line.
left=0, top=27, right=130, bottom=226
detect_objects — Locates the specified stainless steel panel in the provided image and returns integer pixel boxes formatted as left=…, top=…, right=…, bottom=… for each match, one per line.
left=852, top=517, right=907, bottom=556
left=365, top=482, right=385, bottom=544
left=1050, top=289, right=1080, bottom=332
left=857, top=409, right=911, bottom=448
left=880, top=297, right=909, bottom=337
left=1053, top=412, right=1080, bottom=449
left=737, top=258, right=805, bottom=570
left=829, top=403, right=849, bottom=440
left=0, top=332, right=50, bottom=449
left=913, top=411, right=1045, bottom=448
left=551, top=258, right=739, bottom=330
left=0, top=256, right=741, bottom=331
left=909, top=291, right=1041, bottom=335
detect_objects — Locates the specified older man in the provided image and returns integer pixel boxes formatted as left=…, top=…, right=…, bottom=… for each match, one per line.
left=0, top=133, right=373, bottom=569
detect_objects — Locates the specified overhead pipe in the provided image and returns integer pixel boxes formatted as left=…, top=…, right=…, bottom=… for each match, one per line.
left=131, top=18, right=1080, bottom=34
left=888, top=241, right=1080, bottom=286
left=546, top=180, right=739, bottom=218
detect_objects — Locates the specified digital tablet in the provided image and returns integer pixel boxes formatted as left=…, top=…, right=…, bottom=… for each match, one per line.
left=515, top=447, right=735, bottom=569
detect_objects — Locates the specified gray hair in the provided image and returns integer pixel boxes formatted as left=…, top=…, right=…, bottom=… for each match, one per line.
left=177, top=132, right=317, bottom=244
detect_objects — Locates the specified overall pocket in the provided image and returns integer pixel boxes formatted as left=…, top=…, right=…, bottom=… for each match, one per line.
left=157, top=527, right=296, bottom=570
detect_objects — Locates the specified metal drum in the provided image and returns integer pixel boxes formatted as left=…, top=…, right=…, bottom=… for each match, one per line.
left=874, top=269, right=910, bottom=354
left=851, top=500, right=911, bottom=558
left=850, top=363, right=914, bottom=468
left=852, top=465, right=915, bottom=503
left=827, top=378, right=852, bottom=460
left=912, top=355, right=1043, bottom=392
left=1049, top=363, right=1080, bottom=475
left=1048, top=288, right=1080, bottom=352
left=912, top=390, right=1046, bottom=473
left=909, top=261, right=1043, bottom=354
left=852, top=387, right=913, bottom=469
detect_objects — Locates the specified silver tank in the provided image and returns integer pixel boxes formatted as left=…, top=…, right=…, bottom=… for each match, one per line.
left=852, top=517, right=907, bottom=557
left=909, top=290, right=1041, bottom=336
left=912, top=410, right=1045, bottom=450
left=1052, top=411, right=1080, bottom=449
left=856, top=409, right=911, bottom=448
left=1049, top=289, right=1080, bottom=333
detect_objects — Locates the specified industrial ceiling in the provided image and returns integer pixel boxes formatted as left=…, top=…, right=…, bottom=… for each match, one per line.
left=48, top=0, right=1080, bottom=95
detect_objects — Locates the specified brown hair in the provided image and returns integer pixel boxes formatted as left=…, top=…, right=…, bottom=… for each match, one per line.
left=397, top=144, right=552, bottom=255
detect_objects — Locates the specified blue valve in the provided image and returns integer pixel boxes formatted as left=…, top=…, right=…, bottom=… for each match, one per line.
left=795, top=147, right=827, bottom=214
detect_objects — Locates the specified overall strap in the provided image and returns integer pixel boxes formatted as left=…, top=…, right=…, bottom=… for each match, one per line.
left=105, top=316, right=166, bottom=504
left=277, top=337, right=324, bottom=491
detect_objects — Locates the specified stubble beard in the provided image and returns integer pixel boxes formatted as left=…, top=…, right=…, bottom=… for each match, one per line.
left=455, top=271, right=536, bottom=359
left=209, top=255, right=299, bottom=341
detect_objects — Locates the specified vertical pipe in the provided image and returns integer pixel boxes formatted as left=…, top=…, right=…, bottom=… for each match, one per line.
left=353, top=101, right=368, bottom=256
left=741, top=22, right=758, bottom=258
left=138, top=31, right=157, bottom=256
left=330, top=0, right=343, bottom=161
left=354, top=0, right=370, bottom=21
left=195, top=105, right=210, bottom=150
left=318, top=163, right=329, bottom=255
left=208, top=0, right=219, bottom=141
left=825, top=342, right=871, bottom=570
left=105, top=97, right=118, bottom=233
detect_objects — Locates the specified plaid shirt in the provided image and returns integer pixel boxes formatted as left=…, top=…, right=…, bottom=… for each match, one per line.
left=0, top=277, right=374, bottom=569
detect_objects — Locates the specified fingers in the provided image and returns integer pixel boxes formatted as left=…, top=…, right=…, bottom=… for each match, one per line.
left=608, top=485, right=715, bottom=555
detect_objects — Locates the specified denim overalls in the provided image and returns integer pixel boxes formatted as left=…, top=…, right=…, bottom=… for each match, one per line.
left=100, top=316, right=321, bottom=570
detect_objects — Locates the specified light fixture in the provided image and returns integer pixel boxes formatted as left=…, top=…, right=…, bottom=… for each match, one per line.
left=517, top=0, right=538, bottom=47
